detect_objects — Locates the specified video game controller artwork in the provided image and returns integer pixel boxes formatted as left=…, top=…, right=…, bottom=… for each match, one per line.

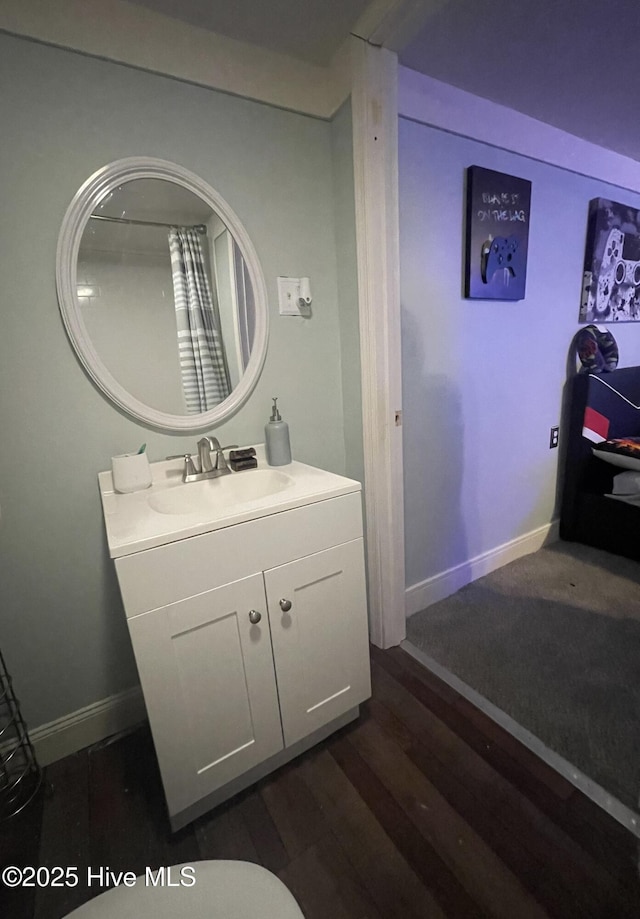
left=480, top=236, right=523, bottom=284
left=580, top=198, right=640, bottom=322
left=465, top=166, right=531, bottom=300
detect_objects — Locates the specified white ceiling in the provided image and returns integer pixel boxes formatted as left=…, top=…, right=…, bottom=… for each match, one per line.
left=125, top=0, right=373, bottom=65
left=399, top=0, right=640, bottom=162
left=126, top=0, right=640, bottom=162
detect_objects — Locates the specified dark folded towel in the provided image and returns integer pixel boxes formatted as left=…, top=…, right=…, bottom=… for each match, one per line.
left=230, top=457, right=258, bottom=472
left=229, top=448, right=257, bottom=461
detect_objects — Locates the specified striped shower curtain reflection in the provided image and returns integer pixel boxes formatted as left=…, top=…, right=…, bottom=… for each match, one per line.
left=169, top=227, right=231, bottom=413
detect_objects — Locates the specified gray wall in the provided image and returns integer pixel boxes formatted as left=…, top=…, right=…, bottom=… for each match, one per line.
left=399, top=117, right=640, bottom=591
left=0, top=33, right=353, bottom=729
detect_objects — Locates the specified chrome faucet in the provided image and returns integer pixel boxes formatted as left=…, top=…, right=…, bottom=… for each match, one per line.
left=168, top=437, right=237, bottom=483
left=198, top=436, right=216, bottom=474
left=197, top=436, right=234, bottom=477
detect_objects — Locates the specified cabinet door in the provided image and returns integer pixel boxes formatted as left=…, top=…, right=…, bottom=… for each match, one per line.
left=265, top=539, right=371, bottom=747
left=127, top=574, right=283, bottom=816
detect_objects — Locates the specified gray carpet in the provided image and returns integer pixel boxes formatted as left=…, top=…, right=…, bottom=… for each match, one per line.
left=406, top=541, right=640, bottom=812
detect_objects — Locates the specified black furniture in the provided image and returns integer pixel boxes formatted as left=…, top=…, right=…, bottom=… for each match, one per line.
left=560, top=366, right=640, bottom=562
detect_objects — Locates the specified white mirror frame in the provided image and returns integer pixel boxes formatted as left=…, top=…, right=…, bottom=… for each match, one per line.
left=56, top=157, right=269, bottom=432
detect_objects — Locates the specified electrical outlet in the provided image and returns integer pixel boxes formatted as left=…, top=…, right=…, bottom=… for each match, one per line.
left=549, top=425, right=559, bottom=449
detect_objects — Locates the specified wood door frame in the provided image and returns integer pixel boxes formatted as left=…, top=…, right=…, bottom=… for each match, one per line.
left=349, top=38, right=406, bottom=649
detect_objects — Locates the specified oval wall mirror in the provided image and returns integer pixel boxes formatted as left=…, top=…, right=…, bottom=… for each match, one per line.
left=56, top=157, right=269, bottom=432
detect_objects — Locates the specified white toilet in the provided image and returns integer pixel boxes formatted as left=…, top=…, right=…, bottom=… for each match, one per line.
left=64, top=861, right=304, bottom=918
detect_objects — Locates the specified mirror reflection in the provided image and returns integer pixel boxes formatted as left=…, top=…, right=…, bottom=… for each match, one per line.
left=77, top=178, right=255, bottom=415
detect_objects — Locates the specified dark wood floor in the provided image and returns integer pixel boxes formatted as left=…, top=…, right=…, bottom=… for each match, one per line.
left=2, top=646, right=639, bottom=919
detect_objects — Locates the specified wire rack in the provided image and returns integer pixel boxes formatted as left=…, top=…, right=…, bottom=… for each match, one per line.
left=0, top=648, right=42, bottom=821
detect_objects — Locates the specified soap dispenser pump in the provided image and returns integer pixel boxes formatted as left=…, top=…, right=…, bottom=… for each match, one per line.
left=265, top=397, right=292, bottom=466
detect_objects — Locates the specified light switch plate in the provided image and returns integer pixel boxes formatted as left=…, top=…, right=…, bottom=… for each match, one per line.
left=278, top=277, right=302, bottom=316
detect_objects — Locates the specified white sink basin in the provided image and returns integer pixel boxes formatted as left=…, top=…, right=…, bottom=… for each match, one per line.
left=147, top=469, right=294, bottom=516
left=98, top=446, right=362, bottom=558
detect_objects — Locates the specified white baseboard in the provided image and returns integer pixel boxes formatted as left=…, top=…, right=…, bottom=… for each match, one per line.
left=406, top=519, right=560, bottom=617
left=30, top=686, right=147, bottom=766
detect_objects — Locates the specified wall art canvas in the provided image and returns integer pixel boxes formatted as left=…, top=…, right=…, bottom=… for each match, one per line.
left=464, top=165, right=531, bottom=300
left=580, top=197, right=640, bottom=322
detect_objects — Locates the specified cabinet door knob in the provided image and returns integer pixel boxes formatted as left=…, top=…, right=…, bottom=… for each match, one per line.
left=279, top=598, right=292, bottom=612
left=248, top=609, right=262, bottom=624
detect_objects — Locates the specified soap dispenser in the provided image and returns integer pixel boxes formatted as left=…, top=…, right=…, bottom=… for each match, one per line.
left=265, top=397, right=292, bottom=466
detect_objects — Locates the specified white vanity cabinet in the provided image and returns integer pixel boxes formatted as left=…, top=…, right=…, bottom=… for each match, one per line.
left=111, top=487, right=370, bottom=830
left=126, top=574, right=284, bottom=820
left=264, top=538, right=370, bottom=747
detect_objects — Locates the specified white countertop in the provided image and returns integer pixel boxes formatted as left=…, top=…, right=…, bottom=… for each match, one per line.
left=98, top=445, right=361, bottom=558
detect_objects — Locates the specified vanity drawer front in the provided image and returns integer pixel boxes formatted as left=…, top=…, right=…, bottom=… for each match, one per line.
left=115, top=491, right=363, bottom=617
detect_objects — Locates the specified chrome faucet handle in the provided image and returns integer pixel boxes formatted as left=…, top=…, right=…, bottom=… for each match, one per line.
left=212, top=443, right=238, bottom=473
left=202, top=438, right=238, bottom=472
left=166, top=453, right=198, bottom=481
left=184, top=454, right=198, bottom=477
left=166, top=452, right=195, bottom=463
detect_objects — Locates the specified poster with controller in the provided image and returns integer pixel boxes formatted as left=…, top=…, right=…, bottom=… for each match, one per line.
left=464, top=166, right=531, bottom=300
left=580, top=197, right=640, bottom=322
